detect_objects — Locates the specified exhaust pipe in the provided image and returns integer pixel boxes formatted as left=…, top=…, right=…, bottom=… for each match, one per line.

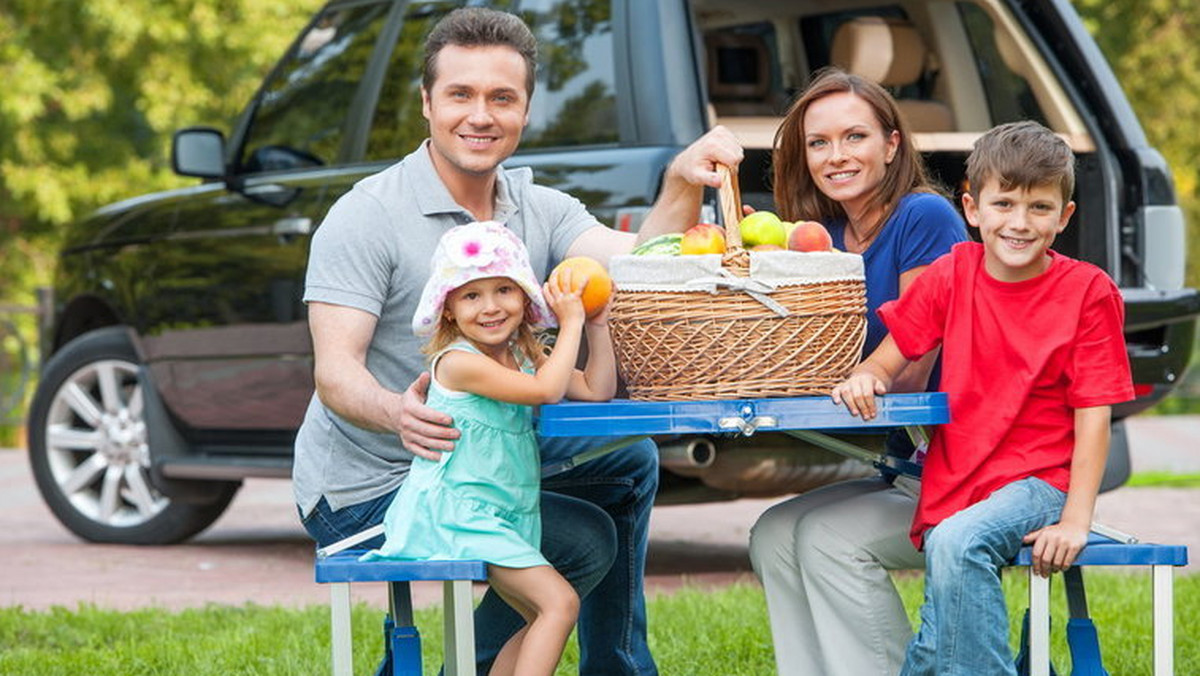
left=659, top=438, right=717, bottom=470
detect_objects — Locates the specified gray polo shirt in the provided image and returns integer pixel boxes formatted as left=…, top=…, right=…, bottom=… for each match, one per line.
left=293, top=141, right=599, bottom=517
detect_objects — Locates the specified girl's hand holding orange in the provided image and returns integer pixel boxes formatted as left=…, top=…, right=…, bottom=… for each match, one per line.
left=549, top=256, right=613, bottom=318
left=542, top=278, right=586, bottom=327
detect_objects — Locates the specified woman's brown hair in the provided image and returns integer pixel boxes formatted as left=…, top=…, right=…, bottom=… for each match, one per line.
left=773, top=67, right=936, bottom=244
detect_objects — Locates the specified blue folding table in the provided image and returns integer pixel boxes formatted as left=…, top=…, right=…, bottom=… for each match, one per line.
left=536, top=392, right=948, bottom=476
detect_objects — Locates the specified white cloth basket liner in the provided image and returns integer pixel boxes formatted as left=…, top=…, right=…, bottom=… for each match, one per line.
left=610, top=250, right=865, bottom=293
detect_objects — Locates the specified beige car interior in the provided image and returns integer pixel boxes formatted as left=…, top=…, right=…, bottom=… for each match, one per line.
left=695, top=0, right=1093, bottom=153
left=829, top=16, right=955, bottom=133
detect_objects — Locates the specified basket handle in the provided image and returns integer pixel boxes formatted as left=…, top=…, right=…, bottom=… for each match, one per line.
left=716, top=163, right=743, bottom=250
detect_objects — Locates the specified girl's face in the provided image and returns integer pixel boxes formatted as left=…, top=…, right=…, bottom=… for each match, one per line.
left=443, top=276, right=528, bottom=353
left=803, top=91, right=900, bottom=219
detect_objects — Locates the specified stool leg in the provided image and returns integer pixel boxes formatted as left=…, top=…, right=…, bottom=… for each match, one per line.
left=330, top=582, right=353, bottom=676
left=443, top=579, right=477, bottom=676
left=1029, top=569, right=1051, bottom=676
left=1152, top=565, right=1174, bottom=676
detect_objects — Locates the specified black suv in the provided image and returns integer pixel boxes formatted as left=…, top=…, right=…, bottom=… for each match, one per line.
left=29, top=0, right=1200, bottom=544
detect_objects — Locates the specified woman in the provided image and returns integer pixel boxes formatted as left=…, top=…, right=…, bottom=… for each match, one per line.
left=748, top=67, right=967, bottom=676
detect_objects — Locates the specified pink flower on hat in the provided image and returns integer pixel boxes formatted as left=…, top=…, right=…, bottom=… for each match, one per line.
left=445, top=230, right=499, bottom=269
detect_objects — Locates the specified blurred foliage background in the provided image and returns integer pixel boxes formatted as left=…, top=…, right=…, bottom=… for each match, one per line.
left=1, top=0, right=1199, bottom=430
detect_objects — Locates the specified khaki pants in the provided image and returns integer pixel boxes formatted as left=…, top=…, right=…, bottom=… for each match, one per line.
left=749, top=475, right=924, bottom=676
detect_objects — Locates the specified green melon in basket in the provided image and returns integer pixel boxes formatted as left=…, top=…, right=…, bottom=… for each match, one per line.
left=630, top=233, right=682, bottom=256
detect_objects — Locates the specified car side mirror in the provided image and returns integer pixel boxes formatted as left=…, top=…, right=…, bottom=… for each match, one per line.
left=172, top=127, right=227, bottom=179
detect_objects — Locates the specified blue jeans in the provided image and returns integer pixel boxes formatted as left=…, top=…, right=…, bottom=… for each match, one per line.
left=300, top=433, right=659, bottom=676
left=900, top=477, right=1067, bottom=676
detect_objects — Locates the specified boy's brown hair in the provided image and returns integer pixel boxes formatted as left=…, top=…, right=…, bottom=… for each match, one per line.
left=966, top=120, right=1075, bottom=203
left=422, top=8, right=538, bottom=98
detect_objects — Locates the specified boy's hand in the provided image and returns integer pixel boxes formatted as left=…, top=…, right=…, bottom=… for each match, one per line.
left=831, top=371, right=888, bottom=420
left=1023, top=522, right=1089, bottom=578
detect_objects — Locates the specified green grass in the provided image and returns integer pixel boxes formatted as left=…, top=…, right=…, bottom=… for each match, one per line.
left=1126, top=471, right=1200, bottom=488
left=0, top=572, right=1196, bottom=675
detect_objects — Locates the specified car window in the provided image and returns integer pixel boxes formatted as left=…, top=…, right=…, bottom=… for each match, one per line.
left=518, top=0, right=617, bottom=149
left=364, top=0, right=616, bottom=162
left=956, top=1, right=1048, bottom=127
left=363, top=1, right=449, bottom=163
left=239, top=2, right=392, bottom=174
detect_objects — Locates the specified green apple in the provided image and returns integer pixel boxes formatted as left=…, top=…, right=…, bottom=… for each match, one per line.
left=738, top=211, right=787, bottom=248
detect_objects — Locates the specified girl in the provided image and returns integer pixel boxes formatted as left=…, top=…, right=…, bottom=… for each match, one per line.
left=364, top=220, right=616, bottom=676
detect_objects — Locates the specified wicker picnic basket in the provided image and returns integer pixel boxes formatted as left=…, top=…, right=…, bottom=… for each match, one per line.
left=607, top=165, right=867, bottom=400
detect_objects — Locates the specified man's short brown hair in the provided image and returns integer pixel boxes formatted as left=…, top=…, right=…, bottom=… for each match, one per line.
left=422, top=8, right=538, bottom=97
left=966, top=120, right=1075, bottom=203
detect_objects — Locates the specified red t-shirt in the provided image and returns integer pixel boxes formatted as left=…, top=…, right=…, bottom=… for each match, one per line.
left=878, top=242, right=1134, bottom=548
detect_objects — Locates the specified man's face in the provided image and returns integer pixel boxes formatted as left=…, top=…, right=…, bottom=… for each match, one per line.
left=963, top=178, right=1075, bottom=283
left=422, top=44, right=530, bottom=181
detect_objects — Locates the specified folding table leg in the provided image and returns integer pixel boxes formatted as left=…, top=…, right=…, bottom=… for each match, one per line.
left=330, top=582, right=353, bottom=676
left=443, top=579, right=477, bottom=676
left=1028, top=570, right=1051, bottom=676
left=1153, top=565, right=1174, bottom=676
left=386, top=581, right=421, bottom=676
left=1063, top=567, right=1109, bottom=676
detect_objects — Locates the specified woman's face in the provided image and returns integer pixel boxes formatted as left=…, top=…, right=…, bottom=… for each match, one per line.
left=802, top=91, right=900, bottom=220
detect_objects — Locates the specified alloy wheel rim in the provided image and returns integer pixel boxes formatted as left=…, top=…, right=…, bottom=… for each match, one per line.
left=43, top=359, right=169, bottom=527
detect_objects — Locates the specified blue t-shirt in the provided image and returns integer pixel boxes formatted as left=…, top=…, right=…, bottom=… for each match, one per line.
left=829, top=192, right=968, bottom=356
left=829, top=191, right=967, bottom=462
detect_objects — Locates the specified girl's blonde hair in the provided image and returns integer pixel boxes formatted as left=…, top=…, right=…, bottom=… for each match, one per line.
left=421, top=298, right=549, bottom=366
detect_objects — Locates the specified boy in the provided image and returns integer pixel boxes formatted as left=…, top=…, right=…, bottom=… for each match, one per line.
left=831, top=120, right=1134, bottom=675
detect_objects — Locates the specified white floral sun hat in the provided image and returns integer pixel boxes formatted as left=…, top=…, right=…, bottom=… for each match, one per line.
left=412, top=221, right=556, bottom=337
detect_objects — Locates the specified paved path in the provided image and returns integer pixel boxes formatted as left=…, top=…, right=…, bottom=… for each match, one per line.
left=1, top=415, right=1196, bottom=611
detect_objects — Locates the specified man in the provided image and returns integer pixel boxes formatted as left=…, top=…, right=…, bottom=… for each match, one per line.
left=293, top=7, right=741, bottom=675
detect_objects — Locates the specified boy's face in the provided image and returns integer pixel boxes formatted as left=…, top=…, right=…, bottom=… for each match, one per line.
left=962, top=178, right=1075, bottom=283
left=422, top=44, right=530, bottom=181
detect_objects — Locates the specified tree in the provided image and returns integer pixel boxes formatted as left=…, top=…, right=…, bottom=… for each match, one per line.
left=0, top=0, right=312, bottom=303
left=1073, top=0, right=1200, bottom=288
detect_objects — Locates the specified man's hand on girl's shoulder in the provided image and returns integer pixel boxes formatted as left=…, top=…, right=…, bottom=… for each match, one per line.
left=398, top=372, right=459, bottom=460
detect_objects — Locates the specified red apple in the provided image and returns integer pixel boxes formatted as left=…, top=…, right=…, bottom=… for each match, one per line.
left=680, top=223, right=726, bottom=255
left=787, top=220, right=833, bottom=252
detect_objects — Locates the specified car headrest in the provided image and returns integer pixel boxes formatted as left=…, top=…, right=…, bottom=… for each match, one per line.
left=830, top=17, right=928, bottom=88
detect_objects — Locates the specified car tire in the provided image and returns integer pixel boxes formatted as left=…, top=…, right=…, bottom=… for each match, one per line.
left=27, top=327, right=239, bottom=544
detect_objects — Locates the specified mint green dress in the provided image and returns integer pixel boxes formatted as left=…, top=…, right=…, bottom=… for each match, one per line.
left=362, top=341, right=547, bottom=568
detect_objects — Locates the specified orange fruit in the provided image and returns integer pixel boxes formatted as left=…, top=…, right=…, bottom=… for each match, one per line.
left=551, top=256, right=613, bottom=317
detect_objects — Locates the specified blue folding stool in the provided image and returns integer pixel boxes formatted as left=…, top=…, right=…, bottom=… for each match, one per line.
left=315, top=551, right=487, bottom=676
left=1012, top=534, right=1188, bottom=676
